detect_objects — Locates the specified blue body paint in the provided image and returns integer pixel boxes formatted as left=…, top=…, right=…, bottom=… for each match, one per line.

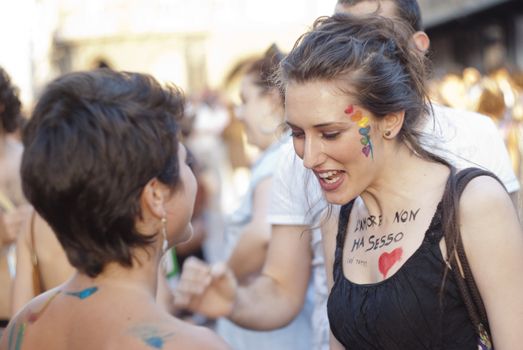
left=129, top=325, right=175, bottom=349
left=66, top=286, right=99, bottom=299
left=145, top=336, right=164, bottom=349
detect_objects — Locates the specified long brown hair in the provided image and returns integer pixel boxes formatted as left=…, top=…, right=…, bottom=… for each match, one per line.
left=279, top=13, right=480, bottom=311
left=279, top=13, right=447, bottom=168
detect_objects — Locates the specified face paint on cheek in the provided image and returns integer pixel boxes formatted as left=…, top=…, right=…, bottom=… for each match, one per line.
left=344, top=105, right=374, bottom=159
left=359, top=124, right=373, bottom=159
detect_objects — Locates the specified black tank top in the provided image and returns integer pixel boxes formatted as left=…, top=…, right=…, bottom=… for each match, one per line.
left=327, top=189, right=478, bottom=349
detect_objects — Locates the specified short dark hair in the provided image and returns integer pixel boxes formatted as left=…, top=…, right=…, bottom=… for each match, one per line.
left=279, top=13, right=443, bottom=164
left=0, top=66, right=23, bottom=134
left=337, top=0, right=423, bottom=31
left=21, top=69, right=185, bottom=277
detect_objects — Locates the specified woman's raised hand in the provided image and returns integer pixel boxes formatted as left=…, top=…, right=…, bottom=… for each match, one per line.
left=173, top=256, right=238, bottom=319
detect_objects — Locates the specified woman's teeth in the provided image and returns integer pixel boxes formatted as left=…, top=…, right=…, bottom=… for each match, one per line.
left=318, top=171, right=342, bottom=183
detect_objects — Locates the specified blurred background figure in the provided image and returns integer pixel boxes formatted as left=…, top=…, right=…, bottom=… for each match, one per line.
left=431, top=65, right=523, bottom=215
left=0, top=66, right=30, bottom=335
left=10, top=212, right=75, bottom=315
left=184, top=88, right=234, bottom=266
left=177, top=44, right=314, bottom=350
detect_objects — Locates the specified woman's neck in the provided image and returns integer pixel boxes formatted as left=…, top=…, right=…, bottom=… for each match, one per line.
left=66, top=250, right=163, bottom=300
left=359, top=142, right=449, bottom=219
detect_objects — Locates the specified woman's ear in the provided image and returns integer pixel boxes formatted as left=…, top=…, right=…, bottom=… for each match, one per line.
left=381, top=111, right=405, bottom=139
left=413, top=31, right=430, bottom=53
left=140, top=178, right=168, bottom=219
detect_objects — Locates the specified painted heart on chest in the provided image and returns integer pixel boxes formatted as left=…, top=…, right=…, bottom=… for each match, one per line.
left=378, top=247, right=403, bottom=278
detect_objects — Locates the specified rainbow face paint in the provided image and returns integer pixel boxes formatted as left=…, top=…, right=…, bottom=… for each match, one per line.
left=8, top=291, right=63, bottom=350
left=27, top=290, right=61, bottom=324
left=344, top=105, right=374, bottom=158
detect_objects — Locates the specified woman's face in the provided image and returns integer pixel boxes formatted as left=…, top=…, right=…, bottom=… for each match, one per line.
left=285, top=80, right=383, bottom=205
left=165, top=143, right=198, bottom=245
left=236, top=73, right=281, bottom=150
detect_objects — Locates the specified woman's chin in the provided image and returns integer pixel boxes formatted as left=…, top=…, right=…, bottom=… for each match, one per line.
left=323, top=191, right=357, bottom=206
left=176, top=223, right=193, bottom=245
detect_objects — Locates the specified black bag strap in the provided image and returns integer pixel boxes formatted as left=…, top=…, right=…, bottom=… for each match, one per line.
left=444, top=167, right=505, bottom=344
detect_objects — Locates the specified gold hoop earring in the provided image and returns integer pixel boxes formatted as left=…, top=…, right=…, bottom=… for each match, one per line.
left=161, top=217, right=168, bottom=253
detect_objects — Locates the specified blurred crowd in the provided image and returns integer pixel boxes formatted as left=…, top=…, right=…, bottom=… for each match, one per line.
left=431, top=67, right=523, bottom=184
left=0, top=1, right=522, bottom=347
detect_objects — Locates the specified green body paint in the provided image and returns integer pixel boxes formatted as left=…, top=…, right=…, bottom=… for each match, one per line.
left=13, top=323, right=26, bottom=350
left=7, top=321, right=16, bottom=350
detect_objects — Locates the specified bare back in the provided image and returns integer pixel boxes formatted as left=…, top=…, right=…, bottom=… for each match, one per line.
left=2, top=282, right=229, bottom=350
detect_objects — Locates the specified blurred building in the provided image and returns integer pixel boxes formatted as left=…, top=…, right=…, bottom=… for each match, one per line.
left=0, top=0, right=336, bottom=106
left=420, top=0, right=523, bottom=192
left=3, top=0, right=522, bottom=107
left=420, top=0, right=523, bottom=76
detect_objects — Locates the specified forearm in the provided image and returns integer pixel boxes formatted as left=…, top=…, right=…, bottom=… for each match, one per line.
left=509, top=190, right=521, bottom=224
left=10, top=241, right=35, bottom=316
left=228, top=274, right=304, bottom=330
left=227, top=224, right=270, bottom=282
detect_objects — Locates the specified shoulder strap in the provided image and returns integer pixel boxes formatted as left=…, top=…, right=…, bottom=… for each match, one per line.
left=29, top=210, right=43, bottom=295
left=336, top=202, right=353, bottom=249
left=333, top=201, right=355, bottom=279
left=446, top=167, right=504, bottom=342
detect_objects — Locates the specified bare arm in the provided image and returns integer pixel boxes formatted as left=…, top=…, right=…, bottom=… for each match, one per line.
left=460, top=176, right=523, bottom=349
left=228, top=224, right=312, bottom=329
left=227, top=177, right=272, bottom=282
left=10, top=215, right=36, bottom=315
left=508, top=190, right=521, bottom=224
left=174, top=224, right=313, bottom=330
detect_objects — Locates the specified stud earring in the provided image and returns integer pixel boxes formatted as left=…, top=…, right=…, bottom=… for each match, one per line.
left=384, top=130, right=392, bottom=138
left=161, top=217, right=168, bottom=253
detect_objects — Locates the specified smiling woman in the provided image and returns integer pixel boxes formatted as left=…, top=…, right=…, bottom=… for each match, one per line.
left=279, top=13, right=523, bottom=350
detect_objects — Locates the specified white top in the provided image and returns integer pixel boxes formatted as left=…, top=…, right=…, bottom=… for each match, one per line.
left=219, top=139, right=313, bottom=350
left=267, top=104, right=520, bottom=350
left=423, top=104, right=519, bottom=193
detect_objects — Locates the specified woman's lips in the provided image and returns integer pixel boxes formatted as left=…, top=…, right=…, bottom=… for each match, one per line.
left=315, top=170, right=345, bottom=192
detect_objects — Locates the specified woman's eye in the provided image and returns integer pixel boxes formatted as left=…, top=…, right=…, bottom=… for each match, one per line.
left=290, top=130, right=304, bottom=139
left=322, top=132, right=340, bottom=140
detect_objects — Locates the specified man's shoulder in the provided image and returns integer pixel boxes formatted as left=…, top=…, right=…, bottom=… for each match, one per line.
left=431, top=104, right=497, bottom=133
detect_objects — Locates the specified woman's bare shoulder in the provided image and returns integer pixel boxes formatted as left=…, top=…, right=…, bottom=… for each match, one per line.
left=120, top=319, right=230, bottom=350
left=459, top=174, right=521, bottom=249
left=167, top=322, right=230, bottom=350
